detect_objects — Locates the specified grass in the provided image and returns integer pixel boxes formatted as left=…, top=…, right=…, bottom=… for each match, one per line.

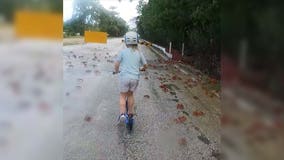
left=63, top=36, right=84, bottom=46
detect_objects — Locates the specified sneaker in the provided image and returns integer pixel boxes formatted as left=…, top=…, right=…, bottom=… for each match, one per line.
left=127, top=117, right=134, bottom=131
left=117, top=114, right=126, bottom=125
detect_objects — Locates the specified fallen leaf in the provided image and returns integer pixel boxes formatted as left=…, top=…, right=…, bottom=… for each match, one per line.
left=162, top=87, right=169, bottom=92
left=84, top=115, right=92, bottom=122
left=193, top=96, right=199, bottom=100
left=193, top=111, right=205, bottom=117
left=160, top=84, right=169, bottom=93
left=174, top=116, right=187, bottom=124
left=194, top=126, right=200, bottom=131
left=144, top=95, right=150, bottom=99
left=38, top=102, right=50, bottom=112
left=176, top=103, right=184, bottom=110
left=178, top=137, right=187, bottom=146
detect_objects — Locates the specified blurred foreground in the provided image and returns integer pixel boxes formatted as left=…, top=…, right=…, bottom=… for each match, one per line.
left=0, top=38, right=62, bottom=160
left=0, top=1, right=63, bottom=159
left=221, top=0, right=284, bottom=159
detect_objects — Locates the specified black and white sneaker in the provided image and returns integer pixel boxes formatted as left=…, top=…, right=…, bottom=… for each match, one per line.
left=117, top=114, right=126, bottom=125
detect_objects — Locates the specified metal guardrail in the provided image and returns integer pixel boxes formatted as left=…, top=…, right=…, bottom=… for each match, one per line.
left=141, top=39, right=172, bottom=59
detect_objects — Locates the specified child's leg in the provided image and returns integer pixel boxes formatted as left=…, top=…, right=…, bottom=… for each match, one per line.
left=119, top=93, right=127, bottom=114
left=127, top=91, right=134, bottom=116
left=127, top=79, right=139, bottom=116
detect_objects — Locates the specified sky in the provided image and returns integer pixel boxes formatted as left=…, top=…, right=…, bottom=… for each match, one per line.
left=63, top=0, right=139, bottom=25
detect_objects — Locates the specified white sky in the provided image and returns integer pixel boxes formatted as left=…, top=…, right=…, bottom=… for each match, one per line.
left=63, top=0, right=139, bottom=23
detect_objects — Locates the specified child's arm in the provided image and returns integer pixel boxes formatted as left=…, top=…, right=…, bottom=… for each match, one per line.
left=114, top=51, right=122, bottom=73
left=114, top=61, right=120, bottom=73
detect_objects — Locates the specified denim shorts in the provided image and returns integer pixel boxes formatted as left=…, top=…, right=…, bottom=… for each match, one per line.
left=119, top=78, right=139, bottom=93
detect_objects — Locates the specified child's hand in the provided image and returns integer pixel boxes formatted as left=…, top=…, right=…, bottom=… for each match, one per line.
left=139, top=67, right=146, bottom=71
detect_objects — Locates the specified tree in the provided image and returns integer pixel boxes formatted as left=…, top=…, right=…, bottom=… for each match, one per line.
left=64, top=0, right=128, bottom=37
left=136, top=0, right=220, bottom=77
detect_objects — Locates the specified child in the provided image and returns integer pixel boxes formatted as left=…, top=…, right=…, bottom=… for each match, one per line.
left=114, top=31, right=147, bottom=125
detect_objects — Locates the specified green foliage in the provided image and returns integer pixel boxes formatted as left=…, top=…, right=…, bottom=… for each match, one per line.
left=137, top=0, right=219, bottom=52
left=64, top=0, right=128, bottom=37
left=222, top=0, right=284, bottom=67
left=137, top=0, right=220, bottom=76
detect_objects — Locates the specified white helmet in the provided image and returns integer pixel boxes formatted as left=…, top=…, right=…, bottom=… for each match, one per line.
left=124, top=31, right=139, bottom=45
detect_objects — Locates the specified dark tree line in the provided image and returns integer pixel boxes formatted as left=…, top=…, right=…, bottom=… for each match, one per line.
left=136, top=0, right=220, bottom=77
left=222, top=0, right=284, bottom=98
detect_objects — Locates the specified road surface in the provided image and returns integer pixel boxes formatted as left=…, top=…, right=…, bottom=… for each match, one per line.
left=63, top=38, right=221, bottom=160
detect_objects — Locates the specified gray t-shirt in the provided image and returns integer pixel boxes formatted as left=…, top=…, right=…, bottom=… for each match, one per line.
left=115, top=48, right=147, bottom=80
